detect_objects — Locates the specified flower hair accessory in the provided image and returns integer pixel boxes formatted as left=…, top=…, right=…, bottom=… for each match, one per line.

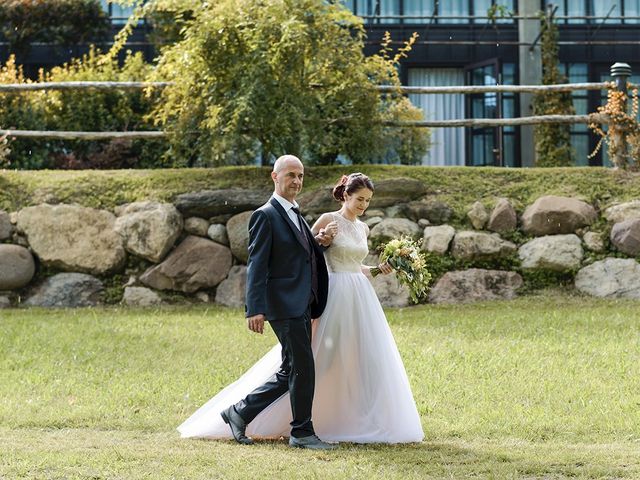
left=340, top=175, right=349, bottom=186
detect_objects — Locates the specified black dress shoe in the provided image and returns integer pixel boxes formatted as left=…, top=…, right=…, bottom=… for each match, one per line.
left=221, top=406, right=254, bottom=445
left=289, top=434, right=337, bottom=450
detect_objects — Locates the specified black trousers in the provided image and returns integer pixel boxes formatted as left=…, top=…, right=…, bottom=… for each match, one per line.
left=233, top=310, right=315, bottom=438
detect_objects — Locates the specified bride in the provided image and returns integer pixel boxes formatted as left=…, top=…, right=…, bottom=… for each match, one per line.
left=178, top=172, right=424, bottom=443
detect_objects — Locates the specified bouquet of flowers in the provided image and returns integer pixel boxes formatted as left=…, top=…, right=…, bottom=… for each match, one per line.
left=370, top=236, right=432, bottom=304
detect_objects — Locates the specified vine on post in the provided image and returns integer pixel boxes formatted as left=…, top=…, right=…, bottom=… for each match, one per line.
left=588, top=83, right=640, bottom=170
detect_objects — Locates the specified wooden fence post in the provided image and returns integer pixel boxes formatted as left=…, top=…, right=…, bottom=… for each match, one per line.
left=610, top=62, right=632, bottom=168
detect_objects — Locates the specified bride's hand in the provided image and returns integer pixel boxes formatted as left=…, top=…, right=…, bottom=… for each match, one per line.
left=377, top=262, right=393, bottom=275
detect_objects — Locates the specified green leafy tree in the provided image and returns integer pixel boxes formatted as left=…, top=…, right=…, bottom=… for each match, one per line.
left=149, top=0, right=429, bottom=166
left=532, top=8, right=574, bottom=167
left=0, top=0, right=110, bottom=58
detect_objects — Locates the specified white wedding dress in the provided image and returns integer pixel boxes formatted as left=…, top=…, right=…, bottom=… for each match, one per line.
left=178, top=212, right=424, bottom=443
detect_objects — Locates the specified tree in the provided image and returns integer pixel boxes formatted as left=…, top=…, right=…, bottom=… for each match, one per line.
left=532, top=6, right=574, bottom=167
left=0, top=0, right=110, bottom=59
left=148, top=0, right=429, bottom=166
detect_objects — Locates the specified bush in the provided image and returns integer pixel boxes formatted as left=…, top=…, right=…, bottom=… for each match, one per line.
left=0, top=50, right=171, bottom=170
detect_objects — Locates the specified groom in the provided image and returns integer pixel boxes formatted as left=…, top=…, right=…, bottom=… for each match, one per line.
left=221, top=154, right=335, bottom=450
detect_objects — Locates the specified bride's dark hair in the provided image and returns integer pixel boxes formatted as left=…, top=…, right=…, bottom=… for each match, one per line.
left=332, top=173, right=374, bottom=202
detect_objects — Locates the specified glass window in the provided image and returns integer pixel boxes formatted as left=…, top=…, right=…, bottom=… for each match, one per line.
left=553, top=1, right=587, bottom=24
left=592, top=2, right=619, bottom=24
left=624, top=0, right=640, bottom=24
left=403, top=0, right=435, bottom=24
left=340, top=0, right=355, bottom=12
left=359, top=0, right=400, bottom=24
left=439, top=0, right=468, bottom=24
left=473, top=0, right=515, bottom=24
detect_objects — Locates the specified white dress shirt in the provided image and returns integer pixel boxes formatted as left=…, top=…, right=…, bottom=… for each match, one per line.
left=272, top=192, right=301, bottom=231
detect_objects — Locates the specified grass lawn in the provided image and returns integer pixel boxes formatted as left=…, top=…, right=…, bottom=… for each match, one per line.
left=1, top=294, right=639, bottom=479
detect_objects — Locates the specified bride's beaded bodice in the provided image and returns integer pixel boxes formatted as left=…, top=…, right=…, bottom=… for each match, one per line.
left=324, top=212, right=369, bottom=273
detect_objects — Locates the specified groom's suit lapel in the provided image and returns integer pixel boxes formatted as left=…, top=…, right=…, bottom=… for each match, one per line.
left=269, top=197, right=310, bottom=253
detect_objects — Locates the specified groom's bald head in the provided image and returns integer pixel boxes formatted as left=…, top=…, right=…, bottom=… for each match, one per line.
left=271, top=155, right=304, bottom=202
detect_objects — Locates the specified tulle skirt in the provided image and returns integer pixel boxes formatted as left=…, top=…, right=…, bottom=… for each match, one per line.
left=177, top=272, right=424, bottom=443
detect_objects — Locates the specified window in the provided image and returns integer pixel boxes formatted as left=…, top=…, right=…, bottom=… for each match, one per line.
left=560, top=63, right=590, bottom=166
left=473, top=0, right=515, bottom=24
left=100, top=0, right=137, bottom=25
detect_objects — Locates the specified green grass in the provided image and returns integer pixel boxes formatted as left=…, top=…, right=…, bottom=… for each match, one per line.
left=1, top=296, right=640, bottom=478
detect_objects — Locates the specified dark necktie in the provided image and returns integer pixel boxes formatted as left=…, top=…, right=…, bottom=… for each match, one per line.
left=291, top=206, right=318, bottom=303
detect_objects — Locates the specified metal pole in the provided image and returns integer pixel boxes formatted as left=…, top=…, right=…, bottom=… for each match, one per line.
left=610, top=62, right=632, bottom=168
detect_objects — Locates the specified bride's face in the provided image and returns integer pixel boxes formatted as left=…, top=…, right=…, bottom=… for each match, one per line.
left=343, top=187, right=373, bottom=217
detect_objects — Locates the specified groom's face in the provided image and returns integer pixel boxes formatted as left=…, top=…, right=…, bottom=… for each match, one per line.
left=272, top=160, right=304, bottom=202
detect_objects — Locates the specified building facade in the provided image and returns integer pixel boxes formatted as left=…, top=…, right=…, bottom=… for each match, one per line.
left=3, top=1, right=640, bottom=167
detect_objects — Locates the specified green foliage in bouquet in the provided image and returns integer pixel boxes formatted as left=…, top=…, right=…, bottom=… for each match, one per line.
left=371, top=236, right=432, bottom=303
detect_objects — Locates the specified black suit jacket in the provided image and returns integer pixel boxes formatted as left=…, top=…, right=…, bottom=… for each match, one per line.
left=245, top=197, right=329, bottom=320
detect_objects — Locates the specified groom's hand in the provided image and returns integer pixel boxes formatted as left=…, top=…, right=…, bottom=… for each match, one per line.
left=247, top=314, right=266, bottom=334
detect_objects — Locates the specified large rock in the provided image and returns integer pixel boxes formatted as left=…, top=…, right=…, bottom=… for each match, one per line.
left=487, top=198, right=517, bottom=233
left=114, top=202, right=183, bottom=263
left=369, top=218, right=422, bottom=249
left=207, top=224, right=229, bottom=246
left=603, top=200, right=640, bottom=223
left=215, top=265, right=247, bottom=307
left=518, top=234, right=583, bottom=271
left=226, top=211, right=253, bottom=264
left=422, top=225, right=455, bottom=255
left=140, top=236, right=232, bottom=293
left=429, top=269, right=523, bottom=304
left=610, top=218, right=640, bottom=256
left=184, top=217, right=210, bottom=237
left=17, top=204, right=126, bottom=275
left=122, top=286, right=163, bottom=306
left=0, top=296, right=10, bottom=308
left=521, top=195, right=597, bottom=236
left=371, top=178, right=428, bottom=207
left=0, top=210, right=12, bottom=240
left=467, top=201, right=489, bottom=229
left=297, top=187, right=340, bottom=214
left=24, top=273, right=104, bottom=307
left=364, top=254, right=410, bottom=307
left=404, top=200, right=453, bottom=225
left=450, top=231, right=516, bottom=261
left=175, top=189, right=268, bottom=218
left=0, top=244, right=35, bottom=290
left=575, top=258, right=640, bottom=298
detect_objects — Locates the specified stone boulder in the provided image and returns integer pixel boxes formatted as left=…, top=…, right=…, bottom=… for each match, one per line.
left=0, top=210, right=12, bottom=240
left=404, top=200, right=453, bottom=225
left=369, top=218, right=422, bottom=249
left=518, top=234, right=583, bottom=271
left=215, top=265, right=247, bottom=307
left=487, top=198, right=517, bottom=233
left=114, top=202, right=183, bottom=263
left=610, top=218, right=640, bottom=256
left=140, top=236, right=232, bottom=293
left=575, top=258, right=640, bottom=298
left=372, top=178, right=428, bottom=207
left=175, top=189, right=268, bottom=218
left=122, top=286, right=163, bottom=306
left=0, top=296, right=10, bottom=308
left=17, top=204, right=126, bottom=275
left=521, top=195, right=597, bottom=236
left=24, top=273, right=104, bottom=307
left=207, top=224, right=229, bottom=246
left=0, top=244, right=35, bottom=290
left=603, top=200, right=640, bottom=223
left=226, top=211, right=253, bottom=264
left=364, top=254, right=410, bottom=307
left=583, top=231, right=605, bottom=252
left=184, top=217, right=210, bottom=237
left=451, top=231, right=516, bottom=261
left=467, top=201, right=488, bottom=229
left=429, top=269, right=523, bottom=304
left=297, top=187, right=339, bottom=214
left=422, top=225, right=455, bottom=255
